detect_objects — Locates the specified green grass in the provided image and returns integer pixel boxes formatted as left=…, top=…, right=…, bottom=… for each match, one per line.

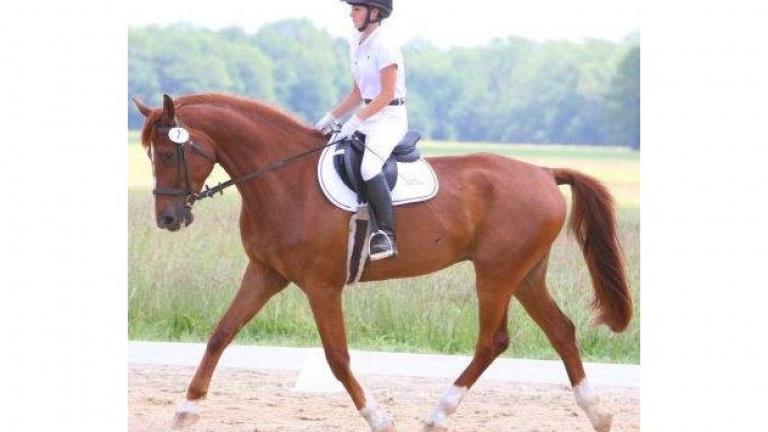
left=128, top=137, right=640, bottom=363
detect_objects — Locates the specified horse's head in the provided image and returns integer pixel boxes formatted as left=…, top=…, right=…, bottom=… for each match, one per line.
left=133, top=94, right=217, bottom=231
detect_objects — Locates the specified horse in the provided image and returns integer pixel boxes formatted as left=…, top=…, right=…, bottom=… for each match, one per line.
left=132, top=93, right=632, bottom=432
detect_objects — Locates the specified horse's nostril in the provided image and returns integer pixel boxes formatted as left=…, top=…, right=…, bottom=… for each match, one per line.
left=161, top=215, right=177, bottom=227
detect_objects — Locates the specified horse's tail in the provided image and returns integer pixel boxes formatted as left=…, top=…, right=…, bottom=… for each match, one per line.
left=553, top=168, right=633, bottom=332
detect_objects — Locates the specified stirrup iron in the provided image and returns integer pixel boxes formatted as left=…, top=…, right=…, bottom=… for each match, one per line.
left=369, top=229, right=395, bottom=261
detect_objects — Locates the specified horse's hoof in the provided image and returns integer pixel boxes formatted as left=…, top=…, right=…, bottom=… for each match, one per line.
left=374, top=418, right=395, bottom=432
left=171, top=411, right=200, bottom=429
left=594, top=413, right=612, bottom=432
left=422, top=421, right=449, bottom=432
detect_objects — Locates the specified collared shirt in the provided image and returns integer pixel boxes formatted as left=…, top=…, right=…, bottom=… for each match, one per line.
left=350, top=26, right=407, bottom=101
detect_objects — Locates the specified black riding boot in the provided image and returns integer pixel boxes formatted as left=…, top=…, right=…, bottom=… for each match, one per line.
left=365, top=173, right=397, bottom=260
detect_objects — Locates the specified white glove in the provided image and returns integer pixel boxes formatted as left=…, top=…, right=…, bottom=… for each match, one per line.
left=339, top=115, right=363, bottom=139
left=314, top=112, right=337, bottom=132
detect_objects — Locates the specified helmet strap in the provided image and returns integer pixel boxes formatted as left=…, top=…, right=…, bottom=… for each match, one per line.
left=357, top=7, right=380, bottom=32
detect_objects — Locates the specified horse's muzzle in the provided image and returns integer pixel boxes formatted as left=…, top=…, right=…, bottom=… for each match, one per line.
left=157, top=207, right=194, bottom=231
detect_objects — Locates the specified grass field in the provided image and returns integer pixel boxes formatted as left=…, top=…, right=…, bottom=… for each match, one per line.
left=128, top=136, right=640, bottom=363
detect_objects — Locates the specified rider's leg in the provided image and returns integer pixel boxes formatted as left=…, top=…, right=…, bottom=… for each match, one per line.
left=358, top=109, right=407, bottom=261
left=360, top=132, right=400, bottom=261
left=363, top=171, right=397, bottom=260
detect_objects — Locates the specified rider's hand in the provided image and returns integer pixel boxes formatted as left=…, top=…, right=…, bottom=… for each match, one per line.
left=314, top=112, right=337, bottom=133
left=339, top=115, right=363, bottom=139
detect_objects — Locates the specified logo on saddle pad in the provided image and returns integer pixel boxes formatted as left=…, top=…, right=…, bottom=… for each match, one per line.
left=317, top=130, right=439, bottom=212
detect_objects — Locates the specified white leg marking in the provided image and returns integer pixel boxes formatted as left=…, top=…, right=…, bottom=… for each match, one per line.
left=176, top=399, right=199, bottom=415
left=427, top=385, right=468, bottom=428
left=574, top=378, right=612, bottom=431
left=172, top=399, right=201, bottom=430
left=359, top=390, right=394, bottom=432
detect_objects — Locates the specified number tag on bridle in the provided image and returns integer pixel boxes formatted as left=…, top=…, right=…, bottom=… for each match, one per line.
left=168, top=127, right=190, bottom=144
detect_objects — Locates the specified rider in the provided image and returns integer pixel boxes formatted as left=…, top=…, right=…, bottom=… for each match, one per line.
left=314, top=0, right=406, bottom=261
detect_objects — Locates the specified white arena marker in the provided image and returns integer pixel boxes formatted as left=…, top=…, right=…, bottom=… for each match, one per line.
left=293, top=348, right=344, bottom=393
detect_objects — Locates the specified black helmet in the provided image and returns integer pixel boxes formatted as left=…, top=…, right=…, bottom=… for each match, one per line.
left=341, top=0, right=392, bottom=19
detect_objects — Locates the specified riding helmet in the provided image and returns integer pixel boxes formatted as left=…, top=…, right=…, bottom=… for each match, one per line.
left=341, top=0, right=393, bottom=19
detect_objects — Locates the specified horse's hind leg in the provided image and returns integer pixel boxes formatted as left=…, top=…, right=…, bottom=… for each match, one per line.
left=172, top=261, right=288, bottom=429
left=515, top=256, right=612, bottom=432
left=305, top=286, right=394, bottom=432
left=425, top=278, right=514, bottom=430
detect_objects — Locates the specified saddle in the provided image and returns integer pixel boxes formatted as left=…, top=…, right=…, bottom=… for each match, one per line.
left=332, top=130, right=422, bottom=203
left=317, top=129, right=438, bottom=284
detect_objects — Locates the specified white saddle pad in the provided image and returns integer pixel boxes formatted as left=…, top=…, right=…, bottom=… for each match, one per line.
left=317, top=146, right=439, bottom=212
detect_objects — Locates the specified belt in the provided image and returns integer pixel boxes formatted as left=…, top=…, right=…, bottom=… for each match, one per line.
left=364, top=98, right=405, bottom=106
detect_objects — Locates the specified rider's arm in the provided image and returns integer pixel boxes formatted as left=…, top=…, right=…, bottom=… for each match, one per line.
left=330, top=82, right=363, bottom=118
left=356, top=64, right=397, bottom=121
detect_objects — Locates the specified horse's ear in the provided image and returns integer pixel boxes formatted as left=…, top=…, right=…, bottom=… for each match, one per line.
left=161, top=94, right=175, bottom=123
left=132, top=97, right=153, bottom=117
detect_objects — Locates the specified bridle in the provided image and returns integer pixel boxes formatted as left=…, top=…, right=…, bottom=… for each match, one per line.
left=152, top=120, right=216, bottom=208
left=151, top=120, right=344, bottom=209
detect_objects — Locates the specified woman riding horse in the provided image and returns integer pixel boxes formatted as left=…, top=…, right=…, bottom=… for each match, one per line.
left=314, top=0, right=404, bottom=260
left=132, top=2, right=631, bottom=430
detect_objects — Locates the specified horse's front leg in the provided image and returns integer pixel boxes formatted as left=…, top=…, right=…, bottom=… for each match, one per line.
left=305, top=286, right=395, bottom=432
left=172, top=261, right=288, bottom=429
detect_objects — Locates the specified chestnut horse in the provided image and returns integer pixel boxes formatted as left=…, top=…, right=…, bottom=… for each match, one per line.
left=133, top=93, right=631, bottom=432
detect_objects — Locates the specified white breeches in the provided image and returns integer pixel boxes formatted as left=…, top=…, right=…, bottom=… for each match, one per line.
left=358, top=105, right=408, bottom=181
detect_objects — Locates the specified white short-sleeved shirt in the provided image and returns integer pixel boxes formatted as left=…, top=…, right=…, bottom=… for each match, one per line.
left=350, top=26, right=407, bottom=101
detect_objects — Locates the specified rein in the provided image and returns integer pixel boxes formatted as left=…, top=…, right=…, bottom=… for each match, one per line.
left=192, top=137, right=342, bottom=203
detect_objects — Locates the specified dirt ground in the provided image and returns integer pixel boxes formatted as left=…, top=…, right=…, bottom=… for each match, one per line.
left=128, top=365, right=639, bottom=432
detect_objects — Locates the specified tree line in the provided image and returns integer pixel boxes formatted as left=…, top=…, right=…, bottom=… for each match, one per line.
left=129, top=20, right=639, bottom=148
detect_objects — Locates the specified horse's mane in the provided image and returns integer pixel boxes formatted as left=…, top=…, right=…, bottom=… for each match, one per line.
left=139, top=93, right=323, bottom=149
